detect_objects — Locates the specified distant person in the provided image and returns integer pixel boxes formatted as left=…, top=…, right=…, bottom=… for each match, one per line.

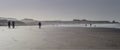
left=8, top=21, right=11, bottom=28
left=12, top=21, right=15, bottom=28
left=94, top=25, right=96, bottom=27
left=38, top=22, right=42, bottom=28
left=85, top=24, right=87, bottom=27
left=90, top=24, right=92, bottom=27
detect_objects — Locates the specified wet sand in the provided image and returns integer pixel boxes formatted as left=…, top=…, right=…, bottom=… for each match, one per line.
left=0, top=26, right=120, bottom=50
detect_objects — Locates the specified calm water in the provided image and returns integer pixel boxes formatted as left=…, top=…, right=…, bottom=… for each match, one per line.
left=0, top=24, right=120, bottom=29
left=43, top=24, right=120, bottom=28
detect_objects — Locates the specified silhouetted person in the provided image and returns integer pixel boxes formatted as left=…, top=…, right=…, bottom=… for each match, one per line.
left=12, top=21, right=15, bottom=28
left=90, top=24, right=92, bottom=27
left=8, top=21, right=11, bottom=28
left=38, top=22, right=41, bottom=28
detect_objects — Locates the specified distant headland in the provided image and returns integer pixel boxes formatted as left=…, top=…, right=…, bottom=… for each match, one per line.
left=0, top=17, right=119, bottom=26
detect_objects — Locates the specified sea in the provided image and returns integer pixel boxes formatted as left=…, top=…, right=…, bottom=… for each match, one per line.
left=0, top=24, right=120, bottom=29
left=43, top=24, right=120, bottom=29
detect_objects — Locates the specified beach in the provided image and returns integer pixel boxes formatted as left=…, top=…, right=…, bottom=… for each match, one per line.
left=0, top=26, right=120, bottom=50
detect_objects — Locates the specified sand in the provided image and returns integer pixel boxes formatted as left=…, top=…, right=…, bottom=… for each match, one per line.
left=0, top=26, right=120, bottom=50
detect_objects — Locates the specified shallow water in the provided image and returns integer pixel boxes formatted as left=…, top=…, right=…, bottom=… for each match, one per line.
left=43, top=24, right=120, bottom=28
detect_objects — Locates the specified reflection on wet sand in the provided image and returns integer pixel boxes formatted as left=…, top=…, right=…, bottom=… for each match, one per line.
left=0, top=26, right=120, bottom=50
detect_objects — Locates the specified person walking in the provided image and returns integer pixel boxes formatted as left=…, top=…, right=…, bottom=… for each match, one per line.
left=38, top=22, right=41, bottom=29
left=8, top=21, right=11, bottom=28
left=12, top=21, right=15, bottom=29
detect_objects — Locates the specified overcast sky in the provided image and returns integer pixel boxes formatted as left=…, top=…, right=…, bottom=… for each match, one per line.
left=0, top=0, right=120, bottom=21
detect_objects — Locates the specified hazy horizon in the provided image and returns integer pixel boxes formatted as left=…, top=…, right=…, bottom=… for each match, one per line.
left=0, top=0, right=120, bottom=21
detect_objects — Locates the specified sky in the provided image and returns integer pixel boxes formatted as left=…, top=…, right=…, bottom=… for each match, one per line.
left=0, top=0, right=120, bottom=21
